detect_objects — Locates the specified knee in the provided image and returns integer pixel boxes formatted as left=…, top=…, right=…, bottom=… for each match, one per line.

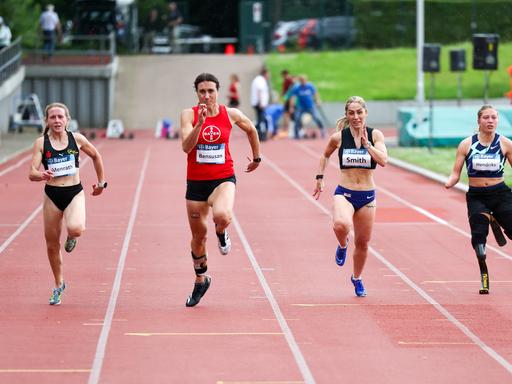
left=332, top=220, right=350, bottom=237
left=46, top=242, right=60, bottom=255
left=67, top=224, right=85, bottom=239
left=213, top=211, right=232, bottom=229
left=354, top=236, right=370, bottom=252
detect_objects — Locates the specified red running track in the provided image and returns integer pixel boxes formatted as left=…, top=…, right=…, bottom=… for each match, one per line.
left=1, top=130, right=512, bottom=384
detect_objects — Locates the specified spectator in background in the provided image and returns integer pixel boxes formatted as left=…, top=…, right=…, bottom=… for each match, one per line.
left=166, top=2, right=183, bottom=51
left=39, top=4, right=61, bottom=59
left=142, top=8, right=164, bottom=52
left=0, top=17, right=12, bottom=50
left=227, top=74, right=240, bottom=108
left=280, top=69, right=295, bottom=136
left=289, top=74, right=325, bottom=139
left=250, top=68, right=270, bottom=141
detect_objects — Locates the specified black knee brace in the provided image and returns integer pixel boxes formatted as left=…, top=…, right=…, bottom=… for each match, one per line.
left=469, top=214, right=489, bottom=249
left=191, top=252, right=207, bottom=276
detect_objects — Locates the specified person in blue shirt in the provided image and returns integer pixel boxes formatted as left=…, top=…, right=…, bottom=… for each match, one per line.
left=445, top=105, right=512, bottom=294
left=289, top=75, right=325, bottom=139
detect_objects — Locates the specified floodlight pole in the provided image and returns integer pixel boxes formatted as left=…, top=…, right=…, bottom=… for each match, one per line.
left=416, top=0, right=425, bottom=122
left=483, top=71, right=490, bottom=104
left=428, top=73, right=434, bottom=153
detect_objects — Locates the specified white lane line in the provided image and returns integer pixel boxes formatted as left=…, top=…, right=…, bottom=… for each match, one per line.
left=0, top=145, right=102, bottom=256
left=0, top=154, right=31, bottom=177
left=233, top=215, right=316, bottom=384
left=263, top=153, right=512, bottom=375
left=88, top=149, right=150, bottom=384
left=297, top=142, right=512, bottom=261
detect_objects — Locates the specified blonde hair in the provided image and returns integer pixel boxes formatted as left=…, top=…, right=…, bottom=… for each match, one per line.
left=335, top=96, right=367, bottom=132
left=43, top=102, right=71, bottom=135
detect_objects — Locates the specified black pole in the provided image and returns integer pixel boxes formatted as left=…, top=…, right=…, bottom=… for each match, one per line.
left=428, top=73, right=434, bottom=152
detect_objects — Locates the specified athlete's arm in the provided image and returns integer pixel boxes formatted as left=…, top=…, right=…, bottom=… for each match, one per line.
left=313, top=132, right=340, bottom=200
left=364, top=129, right=387, bottom=167
left=28, top=137, right=53, bottom=181
left=180, top=105, right=205, bottom=154
left=445, top=137, right=470, bottom=188
left=76, top=133, right=106, bottom=195
left=501, top=136, right=512, bottom=167
left=227, top=107, right=260, bottom=172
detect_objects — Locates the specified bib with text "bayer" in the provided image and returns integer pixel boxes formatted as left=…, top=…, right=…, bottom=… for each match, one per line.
left=471, top=153, right=500, bottom=172
left=47, top=154, right=77, bottom=177
left=342, top=148, right=371, bottom=168
left=196, top=143, right=226, bottom=164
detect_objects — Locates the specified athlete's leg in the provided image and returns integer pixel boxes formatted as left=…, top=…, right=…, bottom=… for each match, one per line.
left=469, top=212, right=491, bottom=293
left=209, top=182, right=235, bottom=234
left=332, top=195, right=354, bottom=248
left=351, top=201, right=376, bottom=279
left=492, top=210, right=512, bottom=240
left=43, top=195, right=64, bottom=288
left=186, top=199, right=210, bottom=283
left=63, top=190, right=86, bottom=239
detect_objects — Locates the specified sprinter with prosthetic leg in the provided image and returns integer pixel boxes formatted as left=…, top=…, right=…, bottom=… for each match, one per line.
left=446, top=105, right=512, bottom=294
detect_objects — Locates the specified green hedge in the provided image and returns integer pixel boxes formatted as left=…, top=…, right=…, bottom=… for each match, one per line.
left=353, top=0, right=512, bottom=48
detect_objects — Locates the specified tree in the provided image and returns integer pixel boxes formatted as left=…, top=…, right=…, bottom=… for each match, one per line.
left=0, top=0, right=40, bottom=47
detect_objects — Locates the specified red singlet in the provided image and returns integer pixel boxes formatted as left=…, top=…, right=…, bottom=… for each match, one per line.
left=187, top=104, right=234, bottom=180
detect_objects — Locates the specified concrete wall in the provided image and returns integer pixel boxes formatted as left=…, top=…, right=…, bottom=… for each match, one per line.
left=23, top=60, right=118, bottom=128
left=0, top=66, right=25, bottom=134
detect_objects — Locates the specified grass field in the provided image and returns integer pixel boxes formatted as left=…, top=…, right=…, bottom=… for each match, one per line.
left=387, top=146, right=512, bottom=186
left=266, top=42, right=512, bottom=101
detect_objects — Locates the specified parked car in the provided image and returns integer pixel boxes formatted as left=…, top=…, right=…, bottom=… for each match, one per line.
left=271, top=19, right=307, bottom=49
left=298, top=16, right=355, bottom=50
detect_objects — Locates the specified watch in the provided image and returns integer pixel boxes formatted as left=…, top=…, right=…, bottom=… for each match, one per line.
left=98, top=181, right=108, bottom=189
left=253, top=157, right=262, bottom=163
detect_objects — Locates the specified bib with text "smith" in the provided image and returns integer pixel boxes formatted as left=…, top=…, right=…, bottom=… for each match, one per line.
left=342, top=148, right=371, bottom=168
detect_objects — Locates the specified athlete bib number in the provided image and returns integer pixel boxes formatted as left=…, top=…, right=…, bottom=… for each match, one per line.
left=472, top=153, right=500, bottom=172
left=47, top=154, right=77, bottom=177
left=342, top=149, right=371, bottom=168
left=196, top=144, right=226, bottom=164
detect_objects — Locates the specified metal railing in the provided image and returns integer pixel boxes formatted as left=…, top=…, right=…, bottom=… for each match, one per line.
left=23, top=33, right=116, bottom=65
left=0, top=37, right=22, bottom=86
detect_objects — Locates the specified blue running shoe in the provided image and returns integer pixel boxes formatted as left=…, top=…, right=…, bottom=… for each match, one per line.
left=335, top=239, right=348, bottom=266
left=49, top=281, right=66, bottom=305
left=351, top=275, right=367, bottom=297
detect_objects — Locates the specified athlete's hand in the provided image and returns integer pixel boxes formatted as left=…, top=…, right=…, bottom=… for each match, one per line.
left=361, top=126, right=370, bottom=148
left=91, top=184, right=105, bottom=196
left=197, top=103, right=207, bottom=127
left=245, top=156, right=260, bottom=172
left=313, top=180, right=324, bottom=200
left=40, top=170, right=54, bottom=181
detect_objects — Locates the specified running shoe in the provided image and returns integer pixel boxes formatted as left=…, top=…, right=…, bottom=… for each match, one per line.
left=351, top=275, right=367, bottom=297
left=479, top=273, right=489, bottom=295
left=49, top=281, right=66, bottom=305
left=64, top=237, right=77, bottom=253
left=185, top=275, right=212, bottom=307
left=335, top=239, right=348, bottom=266
left=217, top=230, right=231, bottom=255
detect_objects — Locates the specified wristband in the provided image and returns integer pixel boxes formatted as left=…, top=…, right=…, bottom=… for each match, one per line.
left=315, top=174, right=324, bottom=180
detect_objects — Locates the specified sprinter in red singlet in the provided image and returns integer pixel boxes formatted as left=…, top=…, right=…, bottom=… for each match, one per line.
left=180, top=73, right=261, bottom=307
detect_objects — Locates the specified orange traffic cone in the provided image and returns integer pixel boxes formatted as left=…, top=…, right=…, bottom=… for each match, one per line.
left=225, top=44, right=235, bottom=55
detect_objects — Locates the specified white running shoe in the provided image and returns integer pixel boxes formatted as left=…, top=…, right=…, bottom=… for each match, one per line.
left=217, top=230, right=231, bottom=255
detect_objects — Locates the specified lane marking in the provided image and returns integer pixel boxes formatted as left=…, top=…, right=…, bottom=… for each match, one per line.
left=296, top=142, right=512, bottom=261
left=0, top=144, right=103, bottom=256
left=0, top=154, right=31, bottom=177
left=398, top=341, right=474, bottom=346
left=0, top=369, right=90, bottom=373
left=88, top=149, right=150, bottom=384
left=216, top=381, right=303, bottom=384
left=264, top=152, right=512, bottom=375
left=125, top=332, right=283, bottom=337
left=423, top=280, right=512, bottom=284
left=233, top=215, right=316, bottom=384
